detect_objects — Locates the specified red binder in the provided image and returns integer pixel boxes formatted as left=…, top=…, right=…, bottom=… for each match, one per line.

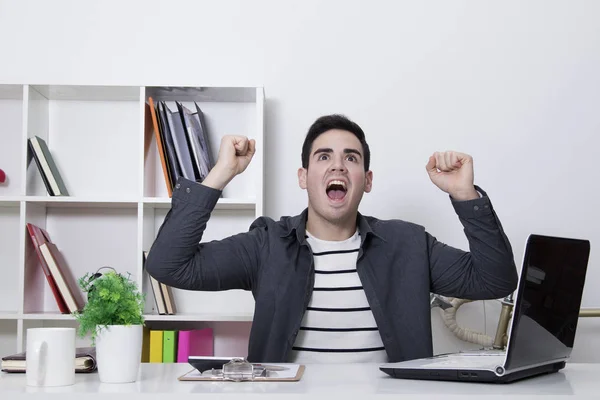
left=26, top=223, right=69, bottom=313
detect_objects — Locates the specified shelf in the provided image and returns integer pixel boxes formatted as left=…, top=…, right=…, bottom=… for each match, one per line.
left=0, top=83, right=264, bottom=355
left=143, top=197, right=256, bottom=210
left=0, top=312, right=20, bottom=320
left=0, top=312, right=253, bottom=322
left=0, top=84, right=22, bottom=100
left=30, top=85, right=139, bottom=101
left=20, top=312, right=75, bottom=320
left=2, top=196, right=257, bottom=209
left=143, top=313, right=254, bottom=322
left=22, top=196, right=139, bottom=208
left=0, top=198, right=21, bottom=207
left=0, top=197, right=256, bottom=210
left=146, top=86, right=256, bottom=103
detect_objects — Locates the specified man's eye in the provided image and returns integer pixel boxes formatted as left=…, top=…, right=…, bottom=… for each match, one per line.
left=318, top=154, right=329, bottom=161
left=346, top=155, right=356, bottom=162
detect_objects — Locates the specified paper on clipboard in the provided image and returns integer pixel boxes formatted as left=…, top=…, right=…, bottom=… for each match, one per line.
left=178, top=363, right=305, bottom=382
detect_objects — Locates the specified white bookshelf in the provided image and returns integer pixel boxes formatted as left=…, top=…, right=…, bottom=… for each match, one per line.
left=0, top=83, right=264, bottom=357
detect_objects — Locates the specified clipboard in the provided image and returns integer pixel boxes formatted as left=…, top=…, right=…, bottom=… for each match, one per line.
left=178, top=363, right=305, bottom=382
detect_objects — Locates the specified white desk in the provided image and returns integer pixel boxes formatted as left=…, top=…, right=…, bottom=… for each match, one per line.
left=1, top=362, right=598, bottom=399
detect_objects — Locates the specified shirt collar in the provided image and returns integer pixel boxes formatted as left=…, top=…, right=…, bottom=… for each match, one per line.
left=281, top=208, right=386, bottom=246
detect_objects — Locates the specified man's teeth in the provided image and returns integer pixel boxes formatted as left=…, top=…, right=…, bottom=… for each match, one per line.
left=327, top=180, right=346, bottom=190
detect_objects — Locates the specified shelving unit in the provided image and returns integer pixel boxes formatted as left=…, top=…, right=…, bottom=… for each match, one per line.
left=0, top=83, right=264, bottom=357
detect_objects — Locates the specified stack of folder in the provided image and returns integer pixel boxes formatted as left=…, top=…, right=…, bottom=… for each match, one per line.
left=147, top=97, right=215, bottom=197
left=142, top=328, right=214, bottom=363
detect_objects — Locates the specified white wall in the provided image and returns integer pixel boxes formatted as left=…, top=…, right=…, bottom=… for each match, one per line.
left=1, top=0, right=598, bottom=361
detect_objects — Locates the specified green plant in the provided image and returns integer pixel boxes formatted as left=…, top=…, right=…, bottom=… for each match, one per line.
left=73, top=270, right=145, bottom=344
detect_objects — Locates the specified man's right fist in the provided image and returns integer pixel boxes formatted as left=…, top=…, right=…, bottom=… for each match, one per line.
left=217, top=135, right=256, bottom=177
left=202, top=135, right=256, bottom=190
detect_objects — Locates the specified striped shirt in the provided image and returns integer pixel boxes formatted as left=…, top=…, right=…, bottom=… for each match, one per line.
left=288, top=230, right=387, bottom=363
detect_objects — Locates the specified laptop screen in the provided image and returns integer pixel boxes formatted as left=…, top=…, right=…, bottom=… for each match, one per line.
left=504, top=234, right=590, bottom=371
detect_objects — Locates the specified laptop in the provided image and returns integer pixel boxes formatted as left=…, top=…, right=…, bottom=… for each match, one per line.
left=380, top=234, right=591, bottom=383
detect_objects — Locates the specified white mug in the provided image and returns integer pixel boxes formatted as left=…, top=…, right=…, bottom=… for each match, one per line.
left=26, top=327, right=76, bottom=387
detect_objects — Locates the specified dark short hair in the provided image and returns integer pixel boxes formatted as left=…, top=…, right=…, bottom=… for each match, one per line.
left=301, top=114, right=371, bottom=171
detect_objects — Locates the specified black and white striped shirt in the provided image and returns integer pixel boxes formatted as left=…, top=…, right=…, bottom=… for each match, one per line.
left=289, top=230, right=387, bottom=363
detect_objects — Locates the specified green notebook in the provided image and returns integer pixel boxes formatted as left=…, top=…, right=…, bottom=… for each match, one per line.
left=29, top=135, right=69, bottom=196
left=163, top=330, right=178, bottom=363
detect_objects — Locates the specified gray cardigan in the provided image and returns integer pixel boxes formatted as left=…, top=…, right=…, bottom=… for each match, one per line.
left=145, top=178, right=518, bottom=362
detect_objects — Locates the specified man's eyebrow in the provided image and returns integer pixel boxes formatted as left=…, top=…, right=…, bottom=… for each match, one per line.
left=344, top=148, right=362, bottom=158
left=312, top=147, right=333, bottom=156
left=312, top=148, right=362, bottom=157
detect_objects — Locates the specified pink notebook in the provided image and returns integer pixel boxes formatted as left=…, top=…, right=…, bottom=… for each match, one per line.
left=177, top=328, right=214, bottom=362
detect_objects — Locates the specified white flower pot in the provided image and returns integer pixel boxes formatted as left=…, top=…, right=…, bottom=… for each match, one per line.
left=95, top=325, right=143, bottom=383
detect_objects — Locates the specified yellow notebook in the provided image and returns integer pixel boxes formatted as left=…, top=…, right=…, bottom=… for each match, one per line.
left=149, top=330, right=164, bottom=363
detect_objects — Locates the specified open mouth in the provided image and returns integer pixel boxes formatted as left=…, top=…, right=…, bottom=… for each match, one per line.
left=326, top=180, right=347, bottom=201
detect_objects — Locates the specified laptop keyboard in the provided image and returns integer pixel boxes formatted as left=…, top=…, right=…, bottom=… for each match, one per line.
left=456, top=349, right=506, bottom=356
left=421, top=354, right=505, bottom=369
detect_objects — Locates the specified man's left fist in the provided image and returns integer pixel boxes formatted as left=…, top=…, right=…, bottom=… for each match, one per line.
left=425, top=151, right=479, bottom=201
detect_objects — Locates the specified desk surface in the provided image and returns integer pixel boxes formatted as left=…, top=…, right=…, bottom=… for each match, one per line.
left=1, top=362, right=598, bottom=399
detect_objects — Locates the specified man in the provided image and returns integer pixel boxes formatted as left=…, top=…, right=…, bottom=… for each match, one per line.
left=145, top=114, right=518, bottom=364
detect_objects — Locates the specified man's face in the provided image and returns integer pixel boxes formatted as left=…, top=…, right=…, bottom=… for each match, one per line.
left=298, top=129, right=373, bottom=224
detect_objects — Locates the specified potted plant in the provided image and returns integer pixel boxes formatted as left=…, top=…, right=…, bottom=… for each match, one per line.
left=73, top=268, right=146, bottom=384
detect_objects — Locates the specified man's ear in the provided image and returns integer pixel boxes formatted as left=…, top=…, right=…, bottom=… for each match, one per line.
left=298, top=167, right=307, bottom=189
left=364, top=170, right=373, bottom=193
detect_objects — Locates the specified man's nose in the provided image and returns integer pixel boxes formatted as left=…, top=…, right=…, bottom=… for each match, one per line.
left=330, top=156, right=346, bottom=171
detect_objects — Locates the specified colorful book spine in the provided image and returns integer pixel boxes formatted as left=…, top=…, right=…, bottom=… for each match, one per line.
left=25, top=223, right=69, bottom=313
left=163, top=330, right=177, bottom=363
left=149, top=330, right=164, bottom=363
left=176, top=328, right=214, bottom=363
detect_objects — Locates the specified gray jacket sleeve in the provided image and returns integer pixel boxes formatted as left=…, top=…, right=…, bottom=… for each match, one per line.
left=144, top=178, right=265, bottom=292
left=428, top=186, right=518, bottom=300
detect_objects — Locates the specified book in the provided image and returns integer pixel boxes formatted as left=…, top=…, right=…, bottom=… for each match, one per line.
left=25, top=223, right=69, bottom=314
left=28, top=135, right=69, bottom=196
left=193, top=102, right=215, bottom=175
left=149, top=330, right=164, bottom=363
left=177, top=328, right=214, bottom=362
left=160, top=282, right=177, bottom=315
left=28, top=139, right=53, bottom=195
left=162, top=102, right=197, bottom=182
left=149, top=273, right=167, bottom=315
left=143, top=251, right=176, bottom=315
left=176, top=102, right=217, bottom=183
left=163, top=330, right=178, bottom=363
left=1, top=347, right=97, bottom=373
left=141, top=326, right=151, bottom=362
left=177, top=101, right=205, bottom=181
left=148, top=98, right=173, bottom=197
left=39, top=242, right=85, bottom=313
left=156, top=101, right=183, bottom=186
